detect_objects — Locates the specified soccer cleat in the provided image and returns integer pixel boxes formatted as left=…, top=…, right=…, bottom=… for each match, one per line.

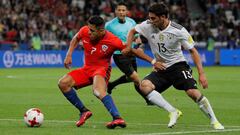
left=212, top=121, right=224, bottom=130
left=76, top=111, right=92, bottom=127
left=168, top=109, right=183, bottom=128
left=106, top=118, right=127, bottom=129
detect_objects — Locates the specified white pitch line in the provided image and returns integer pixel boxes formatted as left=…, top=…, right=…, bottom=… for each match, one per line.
left=126, top=129, right=240, bottom=135
left=1, top=118, right=240, bottom=135
left=1, top=118, right=240, bottom=128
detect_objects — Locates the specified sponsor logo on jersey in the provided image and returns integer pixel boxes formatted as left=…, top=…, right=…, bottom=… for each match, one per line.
left=151, top=35, right=155, bottom=39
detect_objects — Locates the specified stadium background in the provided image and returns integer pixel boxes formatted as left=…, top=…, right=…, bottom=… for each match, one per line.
left=1, top=1, right=240, bottom=135
left=0, top=0, right=239, bottom=68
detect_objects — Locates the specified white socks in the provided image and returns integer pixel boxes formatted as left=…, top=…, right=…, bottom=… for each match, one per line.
left=146, top=90, right=176, bottom=112
left=197, top=96, right=218, bottom=124
left=147, top=91, right=220, bottom=125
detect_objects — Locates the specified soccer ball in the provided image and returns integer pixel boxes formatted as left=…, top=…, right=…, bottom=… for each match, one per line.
left=24, top=108, right=44, bottom=127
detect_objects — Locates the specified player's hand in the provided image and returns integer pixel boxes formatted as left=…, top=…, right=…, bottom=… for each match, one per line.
left=121, top=46, right=131, bottom=55
left=64, top=55, right=72, bottom=69
left=153, top=61, right=166, bottom=70
left=199, top=73, right=208, bottom=89
left=135, top=36, right=142, bottom=45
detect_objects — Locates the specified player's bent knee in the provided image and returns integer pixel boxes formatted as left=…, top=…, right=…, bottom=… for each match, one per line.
left=186, top=89, right=202, bottom=101
left=93, top=90, right=100, bottom=97
left=58, top=75, right=73, bottom=92
left=93, top=90, right=105, bottom=99
left=57, top=79, right=68, bottom=92
left=140, top=80, right=152, bottom=89
left=140, top=80, right=154, bottom=95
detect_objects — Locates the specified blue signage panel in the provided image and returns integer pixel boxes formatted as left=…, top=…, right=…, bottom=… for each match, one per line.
left=183, top=50, right=215, bottom=66
left=0, top=51, right=83, bottom=68
left=0, top=50, right=215, bottom=68
left=220, top=49, right=240, bottom=65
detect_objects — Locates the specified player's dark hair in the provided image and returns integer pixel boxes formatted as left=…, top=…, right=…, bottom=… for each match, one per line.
left=116, top=1, right=128, bottom=10
left=149, top=3, right=169, bottom=17
left=88, top=15, right=105, bottom=29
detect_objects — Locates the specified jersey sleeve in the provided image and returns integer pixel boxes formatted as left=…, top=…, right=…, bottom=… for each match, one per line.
left=114, top=37, right=126, bottom=50
left=76, top=26, right=88, bottom=40
left=179, top=27, right=195, bottom=50
left=135, top=21, right=149, bottom=39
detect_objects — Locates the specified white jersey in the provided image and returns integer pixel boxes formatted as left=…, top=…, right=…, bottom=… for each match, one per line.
left=135, top=20, right=195, bottom=68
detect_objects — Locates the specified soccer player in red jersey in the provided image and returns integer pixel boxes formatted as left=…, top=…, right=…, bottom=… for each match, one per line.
left=58, top=16, right=156, bottom=129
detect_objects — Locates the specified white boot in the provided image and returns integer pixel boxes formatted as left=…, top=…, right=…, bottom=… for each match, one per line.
left=168, top=109, right=183, bottom=128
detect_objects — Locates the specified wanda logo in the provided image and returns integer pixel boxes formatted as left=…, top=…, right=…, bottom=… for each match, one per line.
left=3, top=51, right=14, bottom=68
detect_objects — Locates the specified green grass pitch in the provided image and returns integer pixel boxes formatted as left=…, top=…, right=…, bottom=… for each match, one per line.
left=0, top=67, right=240, bottom=135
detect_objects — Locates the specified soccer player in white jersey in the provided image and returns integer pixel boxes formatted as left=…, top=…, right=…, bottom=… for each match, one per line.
left=125, top=3, right=224, bottom=130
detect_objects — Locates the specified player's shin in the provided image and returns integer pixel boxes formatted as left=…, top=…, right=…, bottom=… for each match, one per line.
left=134, top=84, right=153, bottom=105
left=146, top=90, right=176, bottom=112
left=111, top=75, right=130, bottom=87
left=62, top=88, right=88, bottom=113
left=197, top=95, right=224, bottom=129
left=101, top=95, right=121, bottom=119
left=146, top=90, right=182, bottom=128
left=197, top=95, right=218, bottom=124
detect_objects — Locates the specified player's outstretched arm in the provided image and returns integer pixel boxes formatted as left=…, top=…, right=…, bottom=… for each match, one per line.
left=189, top=47, right=208, bottom=89
left=131, top=48, right=153, bottom=63
left=131, top=49, right=166, bottom=70
left=122, top=28, right=137, bottom=55
left=64, top=34, right=80, bottom=69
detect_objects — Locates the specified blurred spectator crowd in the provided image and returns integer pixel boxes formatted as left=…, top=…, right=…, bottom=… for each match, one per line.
left=0, top=0, right=239, bottom=50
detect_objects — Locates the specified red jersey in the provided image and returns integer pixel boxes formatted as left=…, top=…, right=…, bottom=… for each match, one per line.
left=77, top=26, right=126, bottom=68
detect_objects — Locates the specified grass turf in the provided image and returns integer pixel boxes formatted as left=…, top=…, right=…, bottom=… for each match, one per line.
left=0, top=66, right=240, bottom=135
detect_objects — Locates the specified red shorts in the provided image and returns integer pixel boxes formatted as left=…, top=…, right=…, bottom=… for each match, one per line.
left=68, top=65, right=112, bottom=89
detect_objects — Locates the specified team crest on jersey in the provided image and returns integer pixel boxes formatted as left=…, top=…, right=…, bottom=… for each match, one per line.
left=159, top=34, right=164, bottom=41
left=102, top=45, right=108, bottom=52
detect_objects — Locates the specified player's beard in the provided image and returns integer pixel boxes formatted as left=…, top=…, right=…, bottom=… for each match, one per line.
left=90, top=36, right=100, bottom=45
